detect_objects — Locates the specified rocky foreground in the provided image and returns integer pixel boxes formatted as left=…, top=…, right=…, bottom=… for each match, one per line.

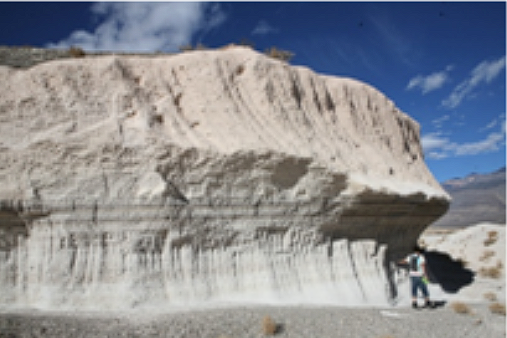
left=0, top=303, right=504, bottom=338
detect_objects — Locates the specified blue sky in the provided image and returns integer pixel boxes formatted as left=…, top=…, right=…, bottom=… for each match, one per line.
left=0, top=2, right=505, bottom=182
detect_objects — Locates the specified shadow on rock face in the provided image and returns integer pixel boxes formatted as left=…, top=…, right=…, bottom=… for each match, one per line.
left=424, top=250, right=475, bottom=293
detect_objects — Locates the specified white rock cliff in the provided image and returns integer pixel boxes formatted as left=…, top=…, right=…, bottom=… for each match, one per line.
left=0, top=47, right=449, bottom=310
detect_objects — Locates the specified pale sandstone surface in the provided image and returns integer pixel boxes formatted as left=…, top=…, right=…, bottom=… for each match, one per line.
left=0, top=47, right=449, bottom=310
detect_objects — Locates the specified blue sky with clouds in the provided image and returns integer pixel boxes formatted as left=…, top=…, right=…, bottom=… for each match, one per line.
left=0, top=2, right=505, bottom=182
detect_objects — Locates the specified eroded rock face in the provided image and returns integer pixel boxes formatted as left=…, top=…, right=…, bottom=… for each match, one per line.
left=0, top=47, right=448, bottom=309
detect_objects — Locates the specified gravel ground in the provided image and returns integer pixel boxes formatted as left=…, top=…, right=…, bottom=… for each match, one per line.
left=0, top=303, right=505, bottom=338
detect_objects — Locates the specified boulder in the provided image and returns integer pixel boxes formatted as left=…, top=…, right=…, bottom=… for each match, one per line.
left=0, top=47, right=449, bottom=309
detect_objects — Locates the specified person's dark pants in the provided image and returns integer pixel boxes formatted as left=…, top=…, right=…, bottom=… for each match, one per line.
left=411, top=276, right=429, bottom=299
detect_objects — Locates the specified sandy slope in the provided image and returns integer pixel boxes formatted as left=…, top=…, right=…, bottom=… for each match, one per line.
left=421, top=223, right=505, bottom=305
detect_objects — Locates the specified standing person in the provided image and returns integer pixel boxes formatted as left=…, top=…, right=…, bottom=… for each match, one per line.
left=400, top=245, right=433, bottom=309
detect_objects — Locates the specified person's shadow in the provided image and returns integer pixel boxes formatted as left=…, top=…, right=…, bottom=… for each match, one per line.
left=424, top=250, right=475, bottom=294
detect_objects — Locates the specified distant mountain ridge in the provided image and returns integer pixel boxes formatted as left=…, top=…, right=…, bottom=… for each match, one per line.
left=443, top=167, right=506, bottom=189
left=432, top=167, right=506, bottom=228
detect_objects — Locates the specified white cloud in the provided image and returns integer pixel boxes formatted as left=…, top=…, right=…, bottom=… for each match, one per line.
left=421, top=133, right=449, bottom=151
left=479, top=114, right=505, bottom=132
left=443, top=56, right=506, bottom=108
left=406, top=66, right=452, bottom=94
left=252, top=20, right=278, bottom=35
left=431, top=114, right=450, bottom=129
left=427, top=151, right=449, bottom=160
left=422, top=133, right=451, bottom=159
left=454, top=128, right=505, bottom=155
left=482, top=120, right=498, bottom=131
left=422, top=119, right=506, bottom=159
left=46, top=2, right=226, bottom=52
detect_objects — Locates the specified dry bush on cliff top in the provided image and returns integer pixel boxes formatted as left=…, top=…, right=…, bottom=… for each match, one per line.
left=68, top=46, right=86, bottom=58
left=179, top=43, right=209, bottom=52
left=265, top=46, right=294, bottom=62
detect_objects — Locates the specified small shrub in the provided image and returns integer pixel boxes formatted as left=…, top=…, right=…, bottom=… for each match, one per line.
left=262, top=315, right=277, bottom=336
left=68, top=46, right=86, bottom=58
left=265, top=46, right=294, bottom=62
left=480, top=250, right=495, bottom=262
left=489, top=302, right=506, bottom=316
left=451, top=301, right=471, bottom=314
left=479, top=266, right=501, bottom=278
left=480, top=261, right=503, bottom=279
left=484, top=292, right=498, bottom=302
left=179, top=44, right=194, bottom=52
left=179, top=43, right=208, bottom=52
left=195, top=43, right=208, bottom=50
left=484, top=230, right=498, bottom=246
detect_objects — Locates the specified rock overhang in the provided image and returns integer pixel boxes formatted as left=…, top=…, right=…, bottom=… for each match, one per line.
left=0, top=46, right=451, bottom=248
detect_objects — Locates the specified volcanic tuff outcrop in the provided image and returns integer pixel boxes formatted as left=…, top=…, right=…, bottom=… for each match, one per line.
left=0, top=46, right=449, bottom=309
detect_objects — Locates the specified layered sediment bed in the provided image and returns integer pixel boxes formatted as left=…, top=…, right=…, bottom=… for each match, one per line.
left=0, top=46, right=448, bottom=309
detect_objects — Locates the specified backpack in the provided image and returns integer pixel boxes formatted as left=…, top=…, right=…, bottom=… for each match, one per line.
left=410, top=254, right=419, bottom=272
